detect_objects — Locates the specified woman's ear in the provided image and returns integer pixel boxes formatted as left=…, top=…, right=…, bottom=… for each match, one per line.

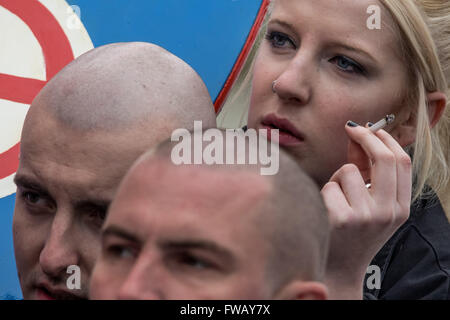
left=391, top=91, right=447, bottom=148
left=274, top=281, right=328, bottom=300
left=427, top=91, right=447, bottom=129
left=390, top=109, right=418, bottom=148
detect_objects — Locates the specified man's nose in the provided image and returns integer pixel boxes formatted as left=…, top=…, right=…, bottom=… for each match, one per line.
left=117, top=255, right=163, bottom=300
left=273, top=52, right=315, bottom=106
left=38, top=210, right=79, bottom=279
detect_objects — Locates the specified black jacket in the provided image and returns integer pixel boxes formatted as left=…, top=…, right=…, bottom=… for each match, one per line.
left=364, top=195, right=450, bottom=299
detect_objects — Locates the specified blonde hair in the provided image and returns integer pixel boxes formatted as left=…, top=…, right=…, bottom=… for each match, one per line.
left=218, top=0, right=450, bottom=202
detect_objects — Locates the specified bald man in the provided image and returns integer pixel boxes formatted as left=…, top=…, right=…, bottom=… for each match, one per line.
left=12, top=42, right=216, bottom=300
left=90, top=131, right=330, bottom=300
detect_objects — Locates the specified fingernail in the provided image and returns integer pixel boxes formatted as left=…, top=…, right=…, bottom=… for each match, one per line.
left=347, top=121, right=359, bottom=127
left=367, top=122, right=374, bottom=127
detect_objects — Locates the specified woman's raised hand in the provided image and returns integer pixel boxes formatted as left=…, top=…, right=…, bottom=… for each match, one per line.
left=320, top=122, right=412, bottom=299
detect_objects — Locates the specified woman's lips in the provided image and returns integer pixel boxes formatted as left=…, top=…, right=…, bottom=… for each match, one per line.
left=261, top=114, right=305, bottom=146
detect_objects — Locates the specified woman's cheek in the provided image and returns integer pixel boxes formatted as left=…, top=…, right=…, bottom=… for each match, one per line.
left=248, top=86, right=265, bottom=127
left=249, top=53, right=278, bottom=123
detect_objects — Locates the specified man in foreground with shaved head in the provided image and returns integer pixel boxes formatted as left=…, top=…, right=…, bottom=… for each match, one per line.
left=12, top=42, right=216, bottom=300
left=90, top=131, right=330, bottom=300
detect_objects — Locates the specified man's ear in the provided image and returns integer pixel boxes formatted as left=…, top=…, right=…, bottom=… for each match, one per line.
left=427, top=91, right=446, bottom=129
left=391, top=91, right=447, bottom=148
left=274, top=281, right=328, bottom=300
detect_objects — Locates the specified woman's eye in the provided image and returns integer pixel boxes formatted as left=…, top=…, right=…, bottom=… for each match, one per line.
left=265, top=31, right=296, bottom=49
left=330, top=56, right=365, bottom=75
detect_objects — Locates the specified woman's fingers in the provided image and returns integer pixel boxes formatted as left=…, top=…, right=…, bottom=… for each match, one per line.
left=329, top=164, right=371, bottom=219
left=322, top=122, right=413, bottom=299
left=321, top=181, right=351, bottom=227
left=344, top=124, right=397, bottom=203
left=347, top=140, right=371, bottom=182
left=373, top=129, right=412, bottom=218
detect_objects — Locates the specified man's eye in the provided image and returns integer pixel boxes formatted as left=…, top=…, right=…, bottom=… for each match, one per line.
left=80, top=204, right=108, bottom=229
left=19, top=190, right=54, bottom=213
left=106, top=245, right=135, bottom=260
left=265, top=31, right=296, bottom=49
left=21, top=190, right=49, bottom=208
left=86, top=208, right=107, bottom=223
left=330, top=56, right=365, bottom=75
left=23, top=191, right=40, bottom=204
left=176, top=253, right=213, bottom=270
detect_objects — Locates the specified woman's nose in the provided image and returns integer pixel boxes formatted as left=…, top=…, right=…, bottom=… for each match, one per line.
left=273, top=53, right=314, bottom=106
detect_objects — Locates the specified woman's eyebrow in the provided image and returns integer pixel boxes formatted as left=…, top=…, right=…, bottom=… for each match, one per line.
left=329, top=42, right=379, bottom=65
left=269, top=19, right=379, bottom=65
left=268, top=19, right=297, bottom=34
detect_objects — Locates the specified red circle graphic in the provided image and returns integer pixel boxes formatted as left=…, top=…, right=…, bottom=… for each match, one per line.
left=0, top=0, right=74, bottom=179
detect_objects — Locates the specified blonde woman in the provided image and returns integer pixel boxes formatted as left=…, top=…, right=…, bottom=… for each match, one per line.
left=218, top=0, right=450, bottom=299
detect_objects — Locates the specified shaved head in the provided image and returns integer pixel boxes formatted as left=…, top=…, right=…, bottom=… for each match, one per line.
left=152, top=131, right=330, bottom=284
left=29, top=42, right=216, bottom=131
left=13, top=42, right=216, bottom=300
left=90, top=130, right=329, bottom=300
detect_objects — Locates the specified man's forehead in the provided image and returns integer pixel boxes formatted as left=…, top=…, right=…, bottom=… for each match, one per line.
left=108, top=161, right=273, bottom=230
left=15, top=160, right=118, bottom=203
left=16, top=124, right=141, bottom=206
left=135, top=160, right=272, bottom=207
left=22, top=111, right=145, bottom=170
left=105, top=170, right=272, bottom=251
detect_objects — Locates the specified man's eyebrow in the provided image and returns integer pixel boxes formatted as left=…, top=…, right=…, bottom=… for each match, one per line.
left=102, top=225, right=140, bottom=243
left=13, top=174, right=50, bottom=196
left=74, top=199, right=110, bottom=214
left=159, top=239, right=236, bottom=265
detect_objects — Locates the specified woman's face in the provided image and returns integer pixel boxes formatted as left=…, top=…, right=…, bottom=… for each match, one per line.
left=248, top=0, right=410, bottom=186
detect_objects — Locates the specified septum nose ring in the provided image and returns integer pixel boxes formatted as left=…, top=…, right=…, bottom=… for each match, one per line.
left=272, top=80, right=277, bottom=93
